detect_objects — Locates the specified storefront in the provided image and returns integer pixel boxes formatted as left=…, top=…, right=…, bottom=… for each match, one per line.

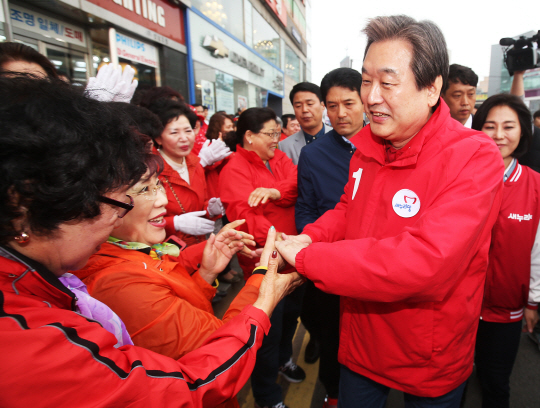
left=187, top=8, right=285, bottom=116
left=1, top=0, right=189, bottom=96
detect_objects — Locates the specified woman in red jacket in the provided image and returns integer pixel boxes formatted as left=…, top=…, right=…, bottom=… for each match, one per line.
left=148, top=99, right=225, bottom=247
left=220, top=108, right=305, bottom=408
left=472, top=94, right=540, bottom=408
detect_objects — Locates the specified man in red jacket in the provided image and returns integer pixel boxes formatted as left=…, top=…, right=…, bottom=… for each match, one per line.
left=276, top=15, right=504, bottom=408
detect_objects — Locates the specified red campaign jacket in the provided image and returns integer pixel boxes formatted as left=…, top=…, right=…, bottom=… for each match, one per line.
left=220, top=146, right=297, bottom=277
left=159, top=151, right=211, bottom=247
left=205, top=154, right=233, bottom=199
left=0, top=246, right=270, bottom=408
left=74, top=242, right=263, bottom=360
left=297, top=100, right=504, bottom=397
left=481, top=161, right=540, bottom=322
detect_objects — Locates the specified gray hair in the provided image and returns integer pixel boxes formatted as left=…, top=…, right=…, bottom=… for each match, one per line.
left=363, top=15, right=449, bottom=92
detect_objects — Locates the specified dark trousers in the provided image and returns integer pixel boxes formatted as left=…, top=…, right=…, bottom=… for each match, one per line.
left=302, top=280, right=341, bottom=398
left=474, top=319, right=522, bottom=408
left=251, top=284, right=305, bottom=406
left=338, top=365, right=466, bottom=408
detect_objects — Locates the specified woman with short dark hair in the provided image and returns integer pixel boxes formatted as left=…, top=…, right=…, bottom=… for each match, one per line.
left=0, top=42, right=58, bottom=78
left=0, top=77, right=302, bottom=407
left=220, top=107, right=304, bottom=408
left=472, top=93, right=540, bottom=408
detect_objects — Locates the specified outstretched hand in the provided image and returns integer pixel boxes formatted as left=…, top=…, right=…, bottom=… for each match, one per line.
left=274, top=233, right=312, bottom=267
left=253, top=228, right=305, bottom=317
left=220, top=219, right=260, bottom=258
left=198, top=230, right=245, bottom=284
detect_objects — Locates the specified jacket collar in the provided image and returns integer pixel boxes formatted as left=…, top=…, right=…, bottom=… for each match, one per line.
left=236, top=144, right=272, bottom=167
left=351, top=99, right=451, bottom=167
left=158, top=150, right=200, bottom=184
left=0, top=245, right=75, bottom=310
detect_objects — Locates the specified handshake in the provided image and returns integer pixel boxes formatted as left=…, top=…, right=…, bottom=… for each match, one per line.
left=261, top=231, right=313, bottom=270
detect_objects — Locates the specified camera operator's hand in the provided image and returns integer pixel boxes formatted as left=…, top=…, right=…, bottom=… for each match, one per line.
left=510, top=70, right=526, bottom=98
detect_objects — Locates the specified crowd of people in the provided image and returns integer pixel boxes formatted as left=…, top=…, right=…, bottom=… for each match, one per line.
left=1, top=13, right=539, bottom=408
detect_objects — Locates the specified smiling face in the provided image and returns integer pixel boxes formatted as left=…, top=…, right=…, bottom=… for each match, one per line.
left=284, top=118, right=300, bottom=136
left=156, top=115, right=195, bottom=163
left=292, top=91, right=325, bottom=134
left=326, top=86, right=364, bottom=139
left=443, top=81, right=477, bottom=125
left=112, top=175, right=168, bottom=246
left=361, top=39, right=441, bottom=149
left=245, top=119, right=279, bottom=162
left=481, top=105, right=521, bottom=168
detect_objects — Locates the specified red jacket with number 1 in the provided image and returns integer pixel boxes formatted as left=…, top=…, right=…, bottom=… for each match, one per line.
left=296, top=100, right=504, bottom=397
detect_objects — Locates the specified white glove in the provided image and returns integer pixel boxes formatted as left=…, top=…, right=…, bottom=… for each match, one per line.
left=112, top=65, right=138, bottom=103
left=86, top=64, right=138, bottom=103
left=207, top=197, right=225, bottom=217
left=174, top=211, right=215, bottom=235
left=198, top=139, right=232, bottom=167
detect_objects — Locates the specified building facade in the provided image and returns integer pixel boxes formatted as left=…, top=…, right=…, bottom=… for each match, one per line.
left=0, top=0, right=310, bottom=115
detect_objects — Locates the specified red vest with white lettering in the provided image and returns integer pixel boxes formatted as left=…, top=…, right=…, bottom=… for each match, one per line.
left=480, top=161, right=540, bottom=322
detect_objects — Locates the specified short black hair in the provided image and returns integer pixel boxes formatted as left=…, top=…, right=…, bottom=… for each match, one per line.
left=134, top=86, right=184, bottom=108
left=289, top=82, right=322, bottom=104
left=533, top=110, right=540, bottom=120
left=0, top=77, right=149, bottom=244
left=472, top=93, right=532, bottom=159
left=0, top=42, right=59, bottom=79
left=147, top=99, right=198, bottom=132
left=443, top=64, right=478, bottom=94
left=192, top=103, right=203, bottom=108
left=235, top=108, right=277, bottom=147
left=108, top=102, right=165, bottom=166
left=282, top=114, right=296, bottom=128
left=320, top=68, right=362, bottom=104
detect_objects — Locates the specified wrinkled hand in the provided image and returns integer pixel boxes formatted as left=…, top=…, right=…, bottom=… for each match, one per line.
left=198, top=139, right=232, bottom=167
left=174, top=211, right=215, bottom=235
left=253, top=229, right=305, bottom=317
left=274, top=235, right=311, bottom=268
left=220, top=219, right=258, bottom=258
left=524, top=308, right=539, bottom=333
left=198, top=230, right=245, bottom=284
left=207, top=197, right=225, bottom=217
left=248, top=187, right=281, bottom=207
left=112, top=65, right=138, bottom=103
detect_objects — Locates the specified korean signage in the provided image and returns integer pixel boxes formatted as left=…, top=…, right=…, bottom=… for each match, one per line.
left=9, top=5, right=86, bottom=46
left=86, top=0, right=185, bottom=45
left=265, top=0, right=287, bottom=27
left=116, top=32, right=158, bottom=67
left=190, top=11, right=284, bottom=97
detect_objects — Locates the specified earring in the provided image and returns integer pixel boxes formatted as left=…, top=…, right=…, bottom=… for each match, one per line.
left=249, top=140, right=252, bottom=144
left=14, top=232, right=29, bottom=244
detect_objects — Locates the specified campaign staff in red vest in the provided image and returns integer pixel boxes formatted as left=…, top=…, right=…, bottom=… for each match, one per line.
left=276, top=15, right=504, bottom=408
left=471, top=94, right=540, bottom=408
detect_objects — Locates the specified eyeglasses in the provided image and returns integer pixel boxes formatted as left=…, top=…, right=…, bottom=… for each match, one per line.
left=259, top=131, right=281, bottom=140
left=133, top=179, right=166, bottom=201
left=98, top=195, right=134, bottom=218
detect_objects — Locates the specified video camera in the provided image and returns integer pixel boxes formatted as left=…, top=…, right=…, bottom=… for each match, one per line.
left=500, top=31, right=540, bottom=75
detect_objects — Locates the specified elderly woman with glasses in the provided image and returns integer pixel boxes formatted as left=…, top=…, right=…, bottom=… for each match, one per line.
left=219, top=107, right=304, bottom=408
left=0, top=78, right=303, bottom=407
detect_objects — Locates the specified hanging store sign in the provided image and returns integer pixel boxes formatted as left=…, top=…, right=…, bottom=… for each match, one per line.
left=9, top=5, right=86, bottom=45
left=86, top=0, right=185, bottom=45
left=115, top=32, right=158, bottom=67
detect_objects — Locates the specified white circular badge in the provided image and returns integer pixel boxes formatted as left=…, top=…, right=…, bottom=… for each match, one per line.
left=392, top=189, right=421, bottom=218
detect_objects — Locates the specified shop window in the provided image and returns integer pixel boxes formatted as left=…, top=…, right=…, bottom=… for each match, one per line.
left=285, top=45, right=300, bottom=82
left=119, top=58, right=157, bottom=88
left=192, top=0, right=244, bottom=41
left=252, top=8, right=280, bottom=68
left=46, top=47, right=87, bottom=85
